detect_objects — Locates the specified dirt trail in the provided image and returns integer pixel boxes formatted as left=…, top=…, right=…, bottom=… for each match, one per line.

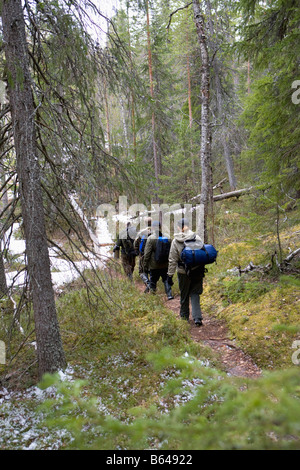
left=165, top=293, right=262, bottom=378
left=136, top=280, right=261, bottom=379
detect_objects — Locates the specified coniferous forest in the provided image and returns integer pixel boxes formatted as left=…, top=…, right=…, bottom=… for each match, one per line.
left=0, top=0, right=300, bottom=452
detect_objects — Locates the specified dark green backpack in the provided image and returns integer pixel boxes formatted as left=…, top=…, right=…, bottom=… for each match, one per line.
left=155, top=235, right=171, bottom=263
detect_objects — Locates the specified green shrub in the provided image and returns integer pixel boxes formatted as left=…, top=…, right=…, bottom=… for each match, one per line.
left=222, top=277, right=272, bottom=305
left=38, top=350, right=300, bottom=450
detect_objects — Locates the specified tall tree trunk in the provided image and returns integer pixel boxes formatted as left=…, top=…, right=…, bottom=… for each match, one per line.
left=192, top=0, right=214, bottom=243
left=103, top=77, right=111, bottom=154
left=205, top=0, right=237, bottom=190
left=2, top=0, right=66, bottom=379
left=0, top=252, right=7, bottom=297
left=0, top=170, right=8, bottom=296
left=146, top=0, right=160, bottom=200
left=126, top=5, right=137, bottom=161
left=186, top=13, right=196, bottom=187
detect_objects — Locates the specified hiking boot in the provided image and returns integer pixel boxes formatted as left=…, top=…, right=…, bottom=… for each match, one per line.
left=140, top=273, right=150, bottom=293
left=195, top=320, right=203, bottom=327
left=163, top=280, right=174, bottom=300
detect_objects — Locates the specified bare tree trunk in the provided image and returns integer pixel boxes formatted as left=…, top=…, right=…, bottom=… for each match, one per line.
left=146, top=0, right=160, bottom=200
left=213, top=186, right=253, bottom=201
left=2, top=0, right=66, bottom=379
left=0, top=252, right=7, bottom=297
left=192, top=0, right=214, bottom=243
left=103, top=77, right=111, bottom=154
left=186, top=13, right=196, bottom=187
left=0, top=106, right=10, bottom=297
left=120, top=95, right=130, bottom=156
left=0, top=164, right=8, bottom=298
left=206, top=0, right=237, bottom=191
left=214, top=65, right=237, bottom=191
left=0, top=173, right=8, bottom=296
left=126, top=5, right=137, bottom=161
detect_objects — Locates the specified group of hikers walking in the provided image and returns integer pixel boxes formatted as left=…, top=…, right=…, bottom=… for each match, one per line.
left=113, top=217, right=212, bottom=328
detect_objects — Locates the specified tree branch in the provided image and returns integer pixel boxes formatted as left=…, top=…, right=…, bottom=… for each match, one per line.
left=166, top=2, right=193, bottom=30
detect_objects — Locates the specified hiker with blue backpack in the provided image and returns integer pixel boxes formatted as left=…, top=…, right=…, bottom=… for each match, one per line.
left=134, top=217, right=152, bottom=292
left=142, top=220, right=174, bottom=300
left=167, top=218, right=217, bottom=327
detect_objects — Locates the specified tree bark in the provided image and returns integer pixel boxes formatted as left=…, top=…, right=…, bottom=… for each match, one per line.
left=0, top=185, right=8, bottom=296
left=2, top=0, right=66, bottom=378
left=185, top=10, right=196, bottom=187
left=206, top=0, right=237, bottom=190
left=192, top=0, right=214, bottom=243
left=103, top=77, right=111, bottom=154
left=0, top=169, right=8, bottom=297
left=146, top=0, right=160, bottom=200
left=126, top=4, right=137, bottom=161
left=0, top=106, right=10, bottom=297
left=0, top=253, right=7, bottom=297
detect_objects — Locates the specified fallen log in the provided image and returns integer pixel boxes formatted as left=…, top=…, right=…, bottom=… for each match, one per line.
left=238, top=261, right=272, bottom=275
left=213, top=187, right=253, bottom=202
left=213, top=178, right=227, bottom=191
left=284, top=247, right=300, bottom=264
left=189, top=186, right=253, bottom=203
left=236, top=248, right=300, bottom=275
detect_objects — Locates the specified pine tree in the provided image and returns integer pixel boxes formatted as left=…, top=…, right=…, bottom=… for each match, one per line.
left=192, top=0, right=214, bottom=243
left=2, top=0, right=66, bottom=378
left=237, top=0, right=300, bottom=201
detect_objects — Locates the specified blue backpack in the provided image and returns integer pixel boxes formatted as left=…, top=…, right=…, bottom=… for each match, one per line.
left=139, top=235, right=147, bottom=255
left=180, top=238, right=218, bottom=270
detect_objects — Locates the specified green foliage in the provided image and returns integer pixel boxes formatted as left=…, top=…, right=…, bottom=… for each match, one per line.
left=201, top=206, right=300, bottom=370
left=222, top=277, right=272, bottom=305
left=54, top=271, right=215, bottom=414
left=38, top=351, right=300, bottom=450
left=2, top=0, right=300, bottom=452
left=236, top=0, right=300, bottom=201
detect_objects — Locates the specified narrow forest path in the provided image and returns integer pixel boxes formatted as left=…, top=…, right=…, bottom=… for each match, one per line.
left=136, top=280, right=262, bottom=379
left=166, top=294, right=262, bottom=378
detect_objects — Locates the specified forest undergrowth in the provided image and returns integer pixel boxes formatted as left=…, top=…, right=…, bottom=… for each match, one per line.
left=0, top=199, right=299, bottom=450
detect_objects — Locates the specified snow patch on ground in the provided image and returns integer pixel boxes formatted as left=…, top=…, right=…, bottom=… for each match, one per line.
left=0, top=366, right=75, bottom=450
left=4, top=220, right=114, bottom=291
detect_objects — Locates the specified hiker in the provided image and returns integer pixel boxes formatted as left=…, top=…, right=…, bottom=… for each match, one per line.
left=113, top=222, right=137, bottom=280
left=167, top=218, right=205, bottom=326
left=143, top=220, right=174, bottom=300
left=134, top=217, right=152, bottom=292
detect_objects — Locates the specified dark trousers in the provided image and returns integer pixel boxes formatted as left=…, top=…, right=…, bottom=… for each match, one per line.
left=138, top=255, right=148, bottom=275
left=149, top=268, right=168, bottom=292
left=177, top=269, right=203, bottom=322
left=121, top=253, right=136, bottom=279
left=138, top=255, right=150, bottom=290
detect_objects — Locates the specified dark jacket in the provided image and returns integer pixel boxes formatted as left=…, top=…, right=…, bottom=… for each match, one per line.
left=143, top=231, right=171, bottom=271
left=114, top=226, right=137, bottom=256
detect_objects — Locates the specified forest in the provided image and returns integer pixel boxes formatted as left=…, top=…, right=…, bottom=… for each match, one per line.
left=0, top=0, right=299, bottom=452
